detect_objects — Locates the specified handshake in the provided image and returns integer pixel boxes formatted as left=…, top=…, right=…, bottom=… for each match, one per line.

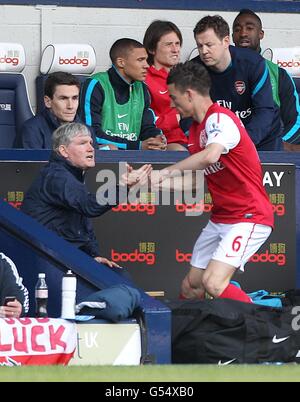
left=120, top=163, right=171, bottom=189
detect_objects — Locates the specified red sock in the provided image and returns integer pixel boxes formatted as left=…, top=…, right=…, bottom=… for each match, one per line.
left=219, top=284, right=252, bottom=303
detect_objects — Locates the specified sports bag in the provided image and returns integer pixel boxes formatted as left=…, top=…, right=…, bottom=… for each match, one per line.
left=168, top=298, right=300, bottom=364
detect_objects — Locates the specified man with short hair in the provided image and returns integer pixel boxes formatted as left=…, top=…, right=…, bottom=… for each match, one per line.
left=143, top=20, right=188, bottom=150
left=191, top=15, right=281, bottom=150
left=17, top=71, right=91, bottom=149
left=153, top=61, right=273, bottom=303
left=80, top=38, right=166, bottom=150
left=232, top=9, right=300, bottom=151
left=21, top=122, right=152, bottom=267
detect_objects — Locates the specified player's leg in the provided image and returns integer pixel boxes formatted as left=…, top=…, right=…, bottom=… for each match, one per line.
left=181, top=266, right=206, bottom=299
left=202, top=222, right=272, bottom=303
left=202, top=259, right=252, bottom=302
left=180, top=220, right=219, bottom=299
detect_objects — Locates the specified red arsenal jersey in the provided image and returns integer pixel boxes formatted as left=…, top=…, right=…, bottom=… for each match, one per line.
left=188, top=103, right=274, bottom=227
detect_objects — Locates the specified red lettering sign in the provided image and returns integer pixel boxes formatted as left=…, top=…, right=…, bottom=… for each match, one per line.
left=250, top=250, right=286, bottom=266
left=111, top=249, right=155, bottom=265
left=59, top=56, right=89, bottom=67
left=112, top=203, right=156, bottom=215
left=0, top=57, right=19, bottom=66
left=175, top=202, right=212, bottom=213
left=175, top=249, right=192, bottom=263
left=277, top=59, right=300, bottom=68
left=272, top=204, right=285, bottom=216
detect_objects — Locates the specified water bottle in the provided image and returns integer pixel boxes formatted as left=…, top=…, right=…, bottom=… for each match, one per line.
left=35, top=273, right=48, bottom=318
left=61, top=270, right=77, bottom=319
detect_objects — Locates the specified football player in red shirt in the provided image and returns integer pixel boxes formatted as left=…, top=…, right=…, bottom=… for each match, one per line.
left=143, top=20, right=188, bottom=150
left=154, top=61, right=273, bottom=303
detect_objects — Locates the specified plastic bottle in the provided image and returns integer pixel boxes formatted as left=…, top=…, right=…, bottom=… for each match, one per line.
left=35, top=273, right=48, bottom=318
left=61, top=270, right=77, bottom=319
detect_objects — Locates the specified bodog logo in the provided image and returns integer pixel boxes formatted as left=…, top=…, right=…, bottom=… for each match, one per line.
left=59, top=56, right=89, bottom=67
left=277, top=59, right=300, bottom=69
left=0, top=56, right=19, bottom=66
left=112, top=203, right=156, bottom=216
left=176, top=202, right=285, bottom=216
left=175, top=202, right=212, bottom=214
left=250, top=250, right=286, bottom=266
left=111, top=249, right=155, bottom=265
left=175, top=249, right=286, bottom=266
left=175, top=249, right=192, bottom=263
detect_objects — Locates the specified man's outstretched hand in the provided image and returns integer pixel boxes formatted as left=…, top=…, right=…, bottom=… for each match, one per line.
left=120, top=163, right=153, bottom=188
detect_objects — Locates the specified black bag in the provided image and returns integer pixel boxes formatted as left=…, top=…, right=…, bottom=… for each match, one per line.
left=168, top=298, right=300, bottom=364
left=281, top=289, right=300, bottom=307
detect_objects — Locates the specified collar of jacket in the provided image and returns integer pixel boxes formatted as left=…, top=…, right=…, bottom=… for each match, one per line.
left=49, top=151, right=85, bottom=182
left=42, top=108, right=82, bottom=128
left=148, top=65, right=169, bottom=79
left=109, top=65, right=136, bottom=89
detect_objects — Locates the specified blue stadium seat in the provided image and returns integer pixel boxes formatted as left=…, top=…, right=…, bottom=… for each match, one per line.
left=0, top=43, right=33, bottom=148
left=36, top=43, right=96, bottom=114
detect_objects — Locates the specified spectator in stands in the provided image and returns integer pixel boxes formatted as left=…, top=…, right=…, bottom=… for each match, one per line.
left=0, top=252, right=29, bottom=318
left=232, top=9, right=300, bottom=151
left=21, top=122, right=152, bottom=268
left=153, top=61, right=273, bottom=303
left=143, top=20, right=188, bottom=151
left=190, top=15, right=281, bottom=151
left=17, top=72, right=95, bottom=149
left=80, top=38, right=167, bottom=151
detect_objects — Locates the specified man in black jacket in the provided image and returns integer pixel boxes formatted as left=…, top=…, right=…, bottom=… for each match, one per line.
left=189, top=15, right=281, bottom=151
left=17, top=72, right=96, bottom=149
left=21, top=122, right=152, bottom=267
left=0, top=252, right=29, bottom=318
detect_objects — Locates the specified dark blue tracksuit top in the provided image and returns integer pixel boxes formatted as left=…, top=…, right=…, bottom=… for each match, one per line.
left=191, top=46, right=282, bottom=150
left=21, top=152, right=127, bottom=257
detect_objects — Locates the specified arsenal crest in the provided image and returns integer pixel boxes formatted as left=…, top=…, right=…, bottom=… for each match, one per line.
left=235, top=81, right=246, bottom=95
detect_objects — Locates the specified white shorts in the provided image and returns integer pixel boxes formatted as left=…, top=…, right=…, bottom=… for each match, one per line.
left=190, top=220, right=272, bottom=272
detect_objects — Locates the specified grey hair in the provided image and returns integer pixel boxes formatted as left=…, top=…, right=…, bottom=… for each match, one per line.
left=52, top=122, right=91, bottom=152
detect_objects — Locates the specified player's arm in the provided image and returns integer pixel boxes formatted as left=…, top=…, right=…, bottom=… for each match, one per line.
left=153, top=112, right=239, bottom=187
left=152, top=143, right=222, bottom=190
left=165, top=142, right=224, bottom=175
left=247, top=59, right=276, bottom=145
left=139, top=85, right=164, bottom=140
